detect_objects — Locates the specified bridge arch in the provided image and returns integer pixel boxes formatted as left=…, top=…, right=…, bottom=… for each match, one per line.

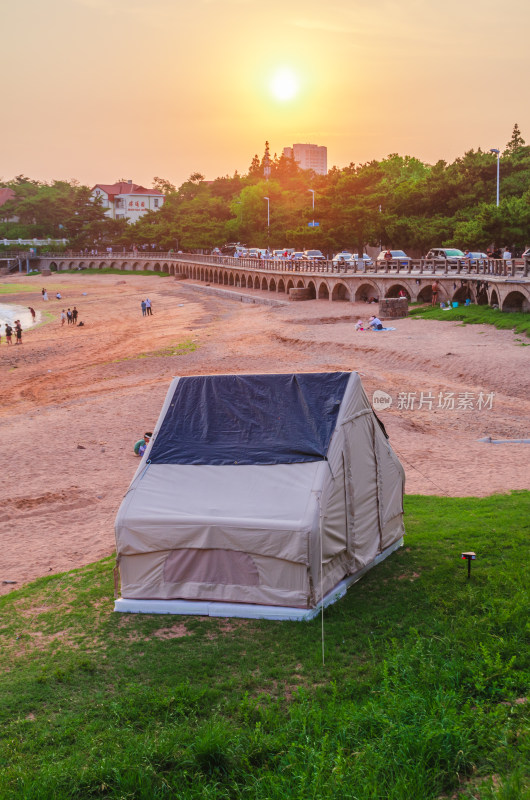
left=88, top=261, right=96, bottom=269
left=209, top=269, right=213, bottom=282
left=296, top=279, right=304, bottom=288
left=355, top=282, right=378, bottom=302
left=241, top=274, right=247, bottom=288
left=254, top=276, right=260, bottom=290
left=452, top=284, right=474, bottom=304
left=261, top=277, right=268, bottom=290
left=318, top=281, right=329, bottom=300
left=269, top=278, right=276, bottom=292
left=385, top=283, right=411, bottom=300
left=153, top=263, right=161, bottom=272
left=78, top=261, right=86, bottom=270
left=278, top=278, right=285, bottom=293
left=235, top=273, right=241, bottom=287
left=121, top=262, right=128, bottom=271
left=502, top=290, right=529, bottom=313
left=307, top=281, right=316, bottom=299
left=229, top=272, right=234, bottom=286
left=224, top=272, right=229, bottom=285
left=332, top=282, right=350, bottom=302
left=490, top=289, right=499, bottom=308
left=286, top=279, right=295, bottom=293
left=162, top=263, right=169, bottom=273
left=132, top=262, right=139, bottom=271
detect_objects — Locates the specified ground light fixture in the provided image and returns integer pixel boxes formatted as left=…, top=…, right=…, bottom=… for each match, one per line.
left=461, top=551, right=476, bottom=578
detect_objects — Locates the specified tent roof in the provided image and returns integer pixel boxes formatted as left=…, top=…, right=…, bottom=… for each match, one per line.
left=148, top=373, right=351, bottom=466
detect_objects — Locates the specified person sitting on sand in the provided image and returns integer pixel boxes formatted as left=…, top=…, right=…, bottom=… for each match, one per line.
left=368, top=315, right=383, bottom=330
left=134, top=431, right=153, bottom=457
left=355, top=319, right=365, bottom=331
left=56, top=292, right=62, bottom=300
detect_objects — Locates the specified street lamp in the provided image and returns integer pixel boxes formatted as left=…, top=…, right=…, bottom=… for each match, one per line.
left=263, top=196, right=270, bottom=250
left=490, top=148, right=500, bottom=207
left=308, top=189, right=315, bottom=227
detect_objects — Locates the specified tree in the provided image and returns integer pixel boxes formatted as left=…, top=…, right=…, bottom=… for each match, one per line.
left=152, top=177, right=176, bottom=195
left=504, top=123, right=525, bottom=157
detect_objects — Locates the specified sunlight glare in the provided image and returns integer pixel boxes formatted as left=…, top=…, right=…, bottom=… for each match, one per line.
left=270, top=68, right=299, bottom=102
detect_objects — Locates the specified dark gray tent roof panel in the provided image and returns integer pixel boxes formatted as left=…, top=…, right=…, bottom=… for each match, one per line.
left=148, top=372, right=351, bottom=466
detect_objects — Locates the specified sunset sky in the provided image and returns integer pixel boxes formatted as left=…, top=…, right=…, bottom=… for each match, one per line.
left=3, top=0, right=529, bottom=189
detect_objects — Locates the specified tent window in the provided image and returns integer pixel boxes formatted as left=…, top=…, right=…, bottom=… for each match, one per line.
left=163, top=548, right=260, bottom=586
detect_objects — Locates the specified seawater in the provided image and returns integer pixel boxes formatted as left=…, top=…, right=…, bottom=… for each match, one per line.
left=0, top=303, right=40, bottom=329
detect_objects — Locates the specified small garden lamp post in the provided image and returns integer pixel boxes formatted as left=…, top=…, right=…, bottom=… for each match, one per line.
left=461, top=551, right=476, bottom=578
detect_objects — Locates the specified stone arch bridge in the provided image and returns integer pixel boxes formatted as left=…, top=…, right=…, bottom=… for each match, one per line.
left=39, top=252, right=530, bottom=313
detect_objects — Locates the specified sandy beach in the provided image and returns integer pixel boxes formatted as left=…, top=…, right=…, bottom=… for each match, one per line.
left=1, top=272, right=529, bottom=595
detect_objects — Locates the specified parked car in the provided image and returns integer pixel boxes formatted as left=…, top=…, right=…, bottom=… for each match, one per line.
left=425, top=247, right=466, bottom=265
left=332, top=252, right=353, bottom=263
left=291, top=252, right=305, bottom=260
left=376, top=249, right=411, bottom=267
left=465, top=251, right=489, bottom=266
left=303, top=249, right=326, bottom=261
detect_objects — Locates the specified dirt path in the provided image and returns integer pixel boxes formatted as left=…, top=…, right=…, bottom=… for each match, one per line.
left=1, top=273, right=529, bottom=593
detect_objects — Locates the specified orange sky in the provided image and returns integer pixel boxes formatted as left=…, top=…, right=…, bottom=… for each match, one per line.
left=2, top=0, right=529, bottom=189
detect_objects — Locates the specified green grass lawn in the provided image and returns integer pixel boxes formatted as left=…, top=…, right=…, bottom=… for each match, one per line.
left=0, top=283, right=37, bottom=294
left=0, top=493, right=528, bottom=799
left=409, top=305, right=530, bottom=337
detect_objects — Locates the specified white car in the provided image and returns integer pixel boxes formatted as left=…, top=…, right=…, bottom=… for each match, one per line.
left=332, top=252, right=353, bottom=263
left=303, top=249, right=326, bottom=261
left=425, top=247, right=466, bottom=265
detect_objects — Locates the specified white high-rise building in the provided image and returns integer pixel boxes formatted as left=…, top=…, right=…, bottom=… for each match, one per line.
left=282, top=143, right=327, bottom=175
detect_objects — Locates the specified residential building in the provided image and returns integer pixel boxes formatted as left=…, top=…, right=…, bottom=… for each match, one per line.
left=0, top=188, right=17, bottom=221
left=91, top=180, right=164, bottom=223
left=282, top=143, right=327, bottom=175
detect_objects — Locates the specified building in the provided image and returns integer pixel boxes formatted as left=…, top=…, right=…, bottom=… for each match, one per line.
left=0, top=188, right=17, bottom=221
left=282, top=143, right=327, bottom=175
left=91, top=181, right=164, bottom=224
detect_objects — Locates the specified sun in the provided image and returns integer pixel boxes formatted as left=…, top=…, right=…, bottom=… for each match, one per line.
left=270, top=68, right=299, bottom=102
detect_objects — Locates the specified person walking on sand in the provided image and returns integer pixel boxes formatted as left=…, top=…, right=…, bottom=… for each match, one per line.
left=5, top=323, right=13, bottom=344
left=141, top=299, right=147, bottom=317
left=145, top=298, right=153, bottom=315
left=61, top=309, right=66, bottom=326
left=28, top=307, right=36, bottom=322
left=72, top=306, right=78, bottom=324
left=14, top=321, right=22, bottom=345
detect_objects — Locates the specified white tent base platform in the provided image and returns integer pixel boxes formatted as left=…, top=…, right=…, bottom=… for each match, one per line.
left=114, top=537, right=403, bottom=621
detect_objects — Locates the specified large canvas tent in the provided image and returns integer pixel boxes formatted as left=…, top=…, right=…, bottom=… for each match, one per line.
left=114, top=372, right=405, bottom=620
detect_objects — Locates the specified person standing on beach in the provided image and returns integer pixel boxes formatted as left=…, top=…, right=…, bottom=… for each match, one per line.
left=61, top=309, right=66, bottom=326
left=145, top=298, right=153, bottom=315
left=431, top=280, right=440, bottom=307
left=141, top=300, right=147, bottom=317
left=5, top=323, right=13, bottom=344
left=67, top=308, right=72, bottom=324
left=42, top=289, right=48, bottom=301
left=72, top=306, right=78, bottom=324
left=14, top=321, right=22, bottom=344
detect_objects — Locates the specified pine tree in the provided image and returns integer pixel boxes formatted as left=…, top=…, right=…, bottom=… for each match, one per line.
left=504, top=123, right=525, bottom=156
